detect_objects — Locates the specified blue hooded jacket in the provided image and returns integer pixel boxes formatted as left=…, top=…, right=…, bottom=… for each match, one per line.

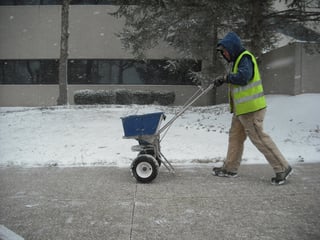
left=217, top=32, right=254, bottom=86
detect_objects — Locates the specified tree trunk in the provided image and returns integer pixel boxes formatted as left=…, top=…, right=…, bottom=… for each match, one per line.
left=57, top=0, right=70, bottom=105
left=201, top=25, right=221, bottom=105
left=246, top=0, right=265, bottom=57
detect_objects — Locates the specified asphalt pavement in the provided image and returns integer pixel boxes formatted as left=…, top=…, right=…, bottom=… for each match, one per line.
left=0, top=163, right=320, bottom=240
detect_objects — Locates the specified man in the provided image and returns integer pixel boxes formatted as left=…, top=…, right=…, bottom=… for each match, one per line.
left=212, top=32, right=292, bottom=185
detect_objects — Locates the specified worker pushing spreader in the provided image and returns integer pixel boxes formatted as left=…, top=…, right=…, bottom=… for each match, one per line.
left=121, top=82, right=217, bottom=183
left=122, top=31, right=293, bottom=185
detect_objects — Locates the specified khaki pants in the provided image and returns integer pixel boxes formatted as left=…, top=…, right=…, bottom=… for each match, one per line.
left=223, top=108, right=289, bottom=173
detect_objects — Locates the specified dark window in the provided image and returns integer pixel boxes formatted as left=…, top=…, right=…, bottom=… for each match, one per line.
left=0, top=59, right=200, bottom=85
left=0, top=60, right=59, bottom=84
left=68, top=59, right=201, bottom=85
left=70, top=0, right=133, bottom=4
left=0, top=0, right=62, bottom=5
left=68, top=59, right=144, bottom=84
left=0, top=0, right=139, bottom=5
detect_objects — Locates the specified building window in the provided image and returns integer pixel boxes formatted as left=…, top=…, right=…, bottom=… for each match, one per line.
left=0, top=59, right=200, bottom=85
left=70, top=0, right=140, bottom=4
left=0, top=0, right=140, bottom=5
left=68, top=59, right=201, bottom=85
left=0, top=0, right=61, bottom=5
left=0, top=60, right=59, bottom=84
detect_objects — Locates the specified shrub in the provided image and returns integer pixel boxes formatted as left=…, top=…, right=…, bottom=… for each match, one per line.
left=132, top=91, right=155, bottom=105
left=154, top=91, right=175, bottom=105
left=115, top=89, right=133, bottom=105
left=74, top=89, right=116, bottom=105
left=73, top=89, right=175, bottom=105
left=95, top=90, right=116, bottom=104
left=74, top=89, right=96, bottom=105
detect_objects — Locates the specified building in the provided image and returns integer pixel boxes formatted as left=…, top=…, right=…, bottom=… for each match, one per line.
left=0, top=1, right=210, bottom=107
left=1, top=1, right=319, bottom=107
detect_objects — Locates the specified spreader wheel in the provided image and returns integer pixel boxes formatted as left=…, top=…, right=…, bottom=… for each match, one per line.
left=139, top=150, right=162, bottom=167
left=131, top=154, right=159, bottom=183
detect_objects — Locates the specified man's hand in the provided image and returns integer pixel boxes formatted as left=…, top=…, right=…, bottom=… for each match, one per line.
left=213, top=75, right=227, bottom=87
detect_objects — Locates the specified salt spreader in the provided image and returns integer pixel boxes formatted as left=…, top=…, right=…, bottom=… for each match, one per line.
left=121, top=83, right=216, bottom=183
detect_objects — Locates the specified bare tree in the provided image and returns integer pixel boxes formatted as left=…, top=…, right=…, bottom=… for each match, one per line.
left=57, top=0, right=70, bottom=105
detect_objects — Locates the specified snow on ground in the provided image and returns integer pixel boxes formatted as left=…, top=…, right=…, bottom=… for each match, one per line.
left=0, top=94, right=319, bottom=168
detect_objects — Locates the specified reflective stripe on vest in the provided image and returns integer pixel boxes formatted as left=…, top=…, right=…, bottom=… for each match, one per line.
left=232, top=80, right=262, bottom=94
left=229, top=50, right=267, bottom=115
left=234, top=92, right=265, bottom=104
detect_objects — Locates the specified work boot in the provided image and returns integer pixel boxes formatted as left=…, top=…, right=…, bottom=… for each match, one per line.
left=271, top=166, right=293, bottom=185
left=212, top=167, right=238, bottom=178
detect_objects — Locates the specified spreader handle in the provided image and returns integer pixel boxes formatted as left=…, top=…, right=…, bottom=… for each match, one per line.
left=158, top=83, right=215, bottom=134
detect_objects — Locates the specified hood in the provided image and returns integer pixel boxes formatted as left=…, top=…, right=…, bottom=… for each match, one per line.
left=217, top=32, right=245, bottom=62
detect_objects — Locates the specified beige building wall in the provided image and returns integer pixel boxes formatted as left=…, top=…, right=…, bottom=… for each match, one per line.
left=0, top=6, right=61, bottom=59
left=0, top=5, right=178, bottom=59
left=260, top=42, right=320, bottom=95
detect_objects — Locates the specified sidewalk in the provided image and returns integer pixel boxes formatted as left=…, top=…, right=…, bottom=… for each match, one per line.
left=0, top=163, right=319, bottom=240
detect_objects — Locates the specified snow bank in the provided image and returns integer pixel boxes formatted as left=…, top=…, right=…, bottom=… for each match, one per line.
left=0, top=94, right=319, bottom=168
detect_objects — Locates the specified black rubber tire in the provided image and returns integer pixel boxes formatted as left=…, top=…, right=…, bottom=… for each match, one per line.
left=131, top=154, right=159, bottom=183
left=139, top=150, right=162, bottom=167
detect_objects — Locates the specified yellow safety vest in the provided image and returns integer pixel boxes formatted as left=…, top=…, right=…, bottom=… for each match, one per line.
left=229, top=50, right=267, bottom=115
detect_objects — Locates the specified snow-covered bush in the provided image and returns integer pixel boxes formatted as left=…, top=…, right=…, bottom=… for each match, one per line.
left=74, top=89, right=116, bottom=105
left=154, top=91, right=175, bottom=106
left=115, top=89, right=133, bottom=105
left=74, top=89, right=96, bottom=105
left=74, top=89, right=175, bottom=105
left=132, top=91, right=155, bottom=105
left=96, top=90, right=116, bottom=104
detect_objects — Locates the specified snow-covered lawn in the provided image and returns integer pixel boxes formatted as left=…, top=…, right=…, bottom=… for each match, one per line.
left=0, top=94, right=319, bottom=168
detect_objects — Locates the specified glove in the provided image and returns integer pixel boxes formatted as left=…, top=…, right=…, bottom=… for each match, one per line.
left=213, top=75, right=227, bottom=87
